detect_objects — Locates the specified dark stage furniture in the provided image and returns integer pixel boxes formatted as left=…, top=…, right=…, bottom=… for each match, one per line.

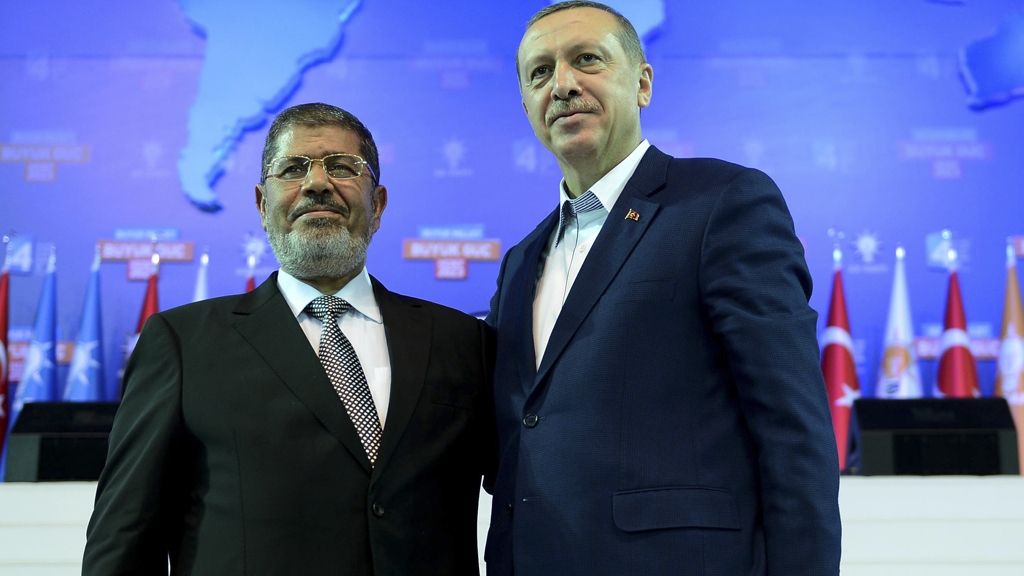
left=849, top=398, right=1019, bottom=476
left=4, top=402, right=118, bottom=482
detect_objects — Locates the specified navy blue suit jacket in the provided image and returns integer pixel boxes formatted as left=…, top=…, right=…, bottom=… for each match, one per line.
left=485, top=147, right=841, bottom=575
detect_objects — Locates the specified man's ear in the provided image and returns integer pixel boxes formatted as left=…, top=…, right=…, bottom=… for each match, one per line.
left=637, top=63, right=653, bottom=108
left=255, top=184, right=268, bottom=231
left=371, top=185, right=388, bottom=233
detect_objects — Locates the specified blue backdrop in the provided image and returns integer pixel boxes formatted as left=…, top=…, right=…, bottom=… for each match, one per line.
left=2, top=0, right=1023, bottom=400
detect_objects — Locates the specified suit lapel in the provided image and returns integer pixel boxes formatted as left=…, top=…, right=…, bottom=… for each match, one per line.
left=369, top=276, right=431, bottom=486
left=508, top=211, right=559, bottom=394
left=533, top=147, right=670, bottom=389
left=231, top=273, right=373, bottom=473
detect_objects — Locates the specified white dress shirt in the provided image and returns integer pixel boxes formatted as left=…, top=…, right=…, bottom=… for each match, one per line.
left=533, top=139, right=651, bottom=368
left=277, top=267, right=392, bottom=428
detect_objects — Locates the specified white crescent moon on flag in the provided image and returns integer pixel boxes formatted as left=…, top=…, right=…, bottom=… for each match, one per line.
left=939, top=328, right=971, bottom=354
left=821, top=326, right=855, bottom=356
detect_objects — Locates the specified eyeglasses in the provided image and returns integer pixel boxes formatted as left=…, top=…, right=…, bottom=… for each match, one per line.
left=265, top=154, right=377, bottom=183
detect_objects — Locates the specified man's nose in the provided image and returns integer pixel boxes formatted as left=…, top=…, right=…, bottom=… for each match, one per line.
left=301, top=160, right=332, bottom=195
left=552, top=61, right=581, bottom=100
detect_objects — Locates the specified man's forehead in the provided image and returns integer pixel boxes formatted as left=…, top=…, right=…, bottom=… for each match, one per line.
left=275, top=125, right=358, bottom=155
left=518, top=8, right=621, bottom=61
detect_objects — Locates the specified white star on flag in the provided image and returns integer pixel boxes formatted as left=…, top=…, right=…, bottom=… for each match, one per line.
left=67, top=340, right=101, bottom=388
left=834, top=382, right=860, bottom=408
left=21, top=341, right=54, bottom=387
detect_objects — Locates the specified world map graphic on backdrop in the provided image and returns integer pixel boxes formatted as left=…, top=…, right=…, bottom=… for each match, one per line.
left=176, top=0, right=361, bottom=212
left=960, top=11, right=1024, bottom=109
left=175, top=0, right=665, bottom=213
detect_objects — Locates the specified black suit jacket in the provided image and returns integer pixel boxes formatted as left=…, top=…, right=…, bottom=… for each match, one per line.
left=485, top=147, right=841, bottom=575
left=84, top=273, right=495, bottom=576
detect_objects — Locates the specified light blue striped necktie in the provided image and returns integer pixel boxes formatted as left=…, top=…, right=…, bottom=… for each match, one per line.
left=554, top=190, right=604, bottom=247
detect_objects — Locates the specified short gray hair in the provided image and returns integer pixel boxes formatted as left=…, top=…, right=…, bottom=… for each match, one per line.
left=261, top=103, right=380, bottom=185
left=517, top=1, right=646, bottom=82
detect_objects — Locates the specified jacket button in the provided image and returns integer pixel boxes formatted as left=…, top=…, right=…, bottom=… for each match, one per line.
left=372, top=502, right=385, bottom=517
left=506, top=502, right=514, bottom=517
left=523, top=414, right=539, bottom=428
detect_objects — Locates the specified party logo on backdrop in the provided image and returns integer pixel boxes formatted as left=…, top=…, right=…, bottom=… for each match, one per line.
left=238, top=234, right=274, bottom=280
left=402, top=225, right=500, bottom=280
left=433, top=139, right=473, bottom=178
left=132, top=141, right=172, bottom=179
left=847, top=230, right=889, bottom=275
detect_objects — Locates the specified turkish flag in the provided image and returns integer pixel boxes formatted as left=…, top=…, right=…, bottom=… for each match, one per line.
left=820, top=268, right=861, bottom=470
left=136, top=271, right=160, bottom=333
left=937, top=271, right=979, bottom=398
left=0, top=266, right=10, bottom=453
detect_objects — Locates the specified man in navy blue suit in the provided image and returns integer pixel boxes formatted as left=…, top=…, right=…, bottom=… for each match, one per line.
left=485, top=2, right=842, bottom=574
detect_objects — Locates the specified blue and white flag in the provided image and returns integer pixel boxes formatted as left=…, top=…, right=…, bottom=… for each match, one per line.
left=12, top=249, right=59, bottom=416
left=64, top=248, right=104, bottom=401
left=1, top=249, right=58, bottom=479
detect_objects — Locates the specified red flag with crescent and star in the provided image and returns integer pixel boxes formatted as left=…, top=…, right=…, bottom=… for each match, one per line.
left=0, top=252, right=10, bottom=454
left=820, top=257, right=861, bottom=470
left=125, top=254, right=160, bottom=363
left=936, top=269, right=979, bottom=398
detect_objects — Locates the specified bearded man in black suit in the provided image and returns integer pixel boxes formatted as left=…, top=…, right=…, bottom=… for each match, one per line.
left=84, top=103, right=494, bottom=576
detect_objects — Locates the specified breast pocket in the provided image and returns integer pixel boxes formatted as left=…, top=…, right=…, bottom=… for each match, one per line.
left=612, top=486, right=740, bottom=532
left=613, top=278, right=676, bottom=302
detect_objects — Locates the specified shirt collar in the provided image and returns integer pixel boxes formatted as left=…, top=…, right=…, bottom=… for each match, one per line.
left=557, top=139, right=651, bottom=210
left=277, top=266, right=382, bottom=324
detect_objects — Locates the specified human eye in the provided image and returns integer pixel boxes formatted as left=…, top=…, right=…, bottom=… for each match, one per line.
left=530, top=64, right=551, bottom=80
left=325, top=155, right=359, bottom=178
left=274, top=158, right=307, bottom=179
left=578, top=53, right=599, bottom=65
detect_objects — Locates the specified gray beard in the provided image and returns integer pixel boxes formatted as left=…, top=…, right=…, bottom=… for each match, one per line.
left=267, top=219, right=372, bottom=280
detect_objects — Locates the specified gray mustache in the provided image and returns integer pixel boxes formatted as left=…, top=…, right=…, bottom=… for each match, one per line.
left=546, top=97, right=600, bottom=124
left=289, top=196, right=349, bottom=220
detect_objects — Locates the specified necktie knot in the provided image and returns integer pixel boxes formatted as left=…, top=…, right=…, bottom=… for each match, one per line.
left=307, top=295, right=351, bottom=323
left=555, top=190, right=604, bottom=246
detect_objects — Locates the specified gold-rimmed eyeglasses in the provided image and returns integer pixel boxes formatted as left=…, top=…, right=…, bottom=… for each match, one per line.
left=265, top=154, right=377, bottom=183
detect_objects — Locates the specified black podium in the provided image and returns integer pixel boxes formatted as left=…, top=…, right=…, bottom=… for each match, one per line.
left=4, top=402, right=119, bottom=482
left=849, top=398, right=1019, bottom=476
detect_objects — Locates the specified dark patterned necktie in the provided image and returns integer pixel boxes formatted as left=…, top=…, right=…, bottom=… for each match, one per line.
left=306, top=295, right=383, bottom=466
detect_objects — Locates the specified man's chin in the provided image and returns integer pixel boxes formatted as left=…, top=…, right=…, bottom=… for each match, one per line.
left=549, top=131, right=602, bottom=157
